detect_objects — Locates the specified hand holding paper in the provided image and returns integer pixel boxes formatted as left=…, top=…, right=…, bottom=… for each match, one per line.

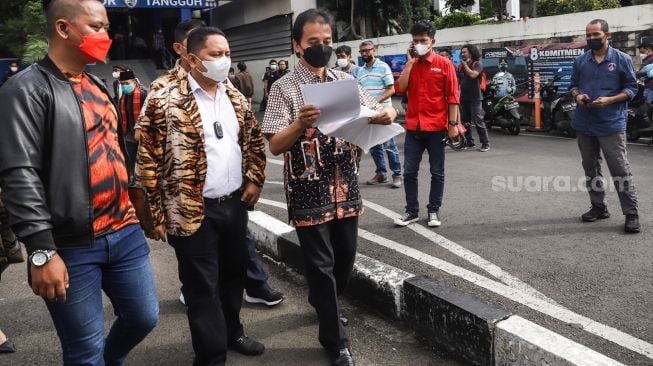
left=300, top=79, right=404, bottom=152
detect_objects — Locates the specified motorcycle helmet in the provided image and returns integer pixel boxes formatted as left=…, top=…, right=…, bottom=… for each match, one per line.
left=642, top=63, right=653, bottom=79
left=443, top=134, right=467, bottom=150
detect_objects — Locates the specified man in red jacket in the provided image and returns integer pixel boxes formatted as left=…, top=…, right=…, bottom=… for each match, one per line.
left=394, top=20, right=460, bottom=228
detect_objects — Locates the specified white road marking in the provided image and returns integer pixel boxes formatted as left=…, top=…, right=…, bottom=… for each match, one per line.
left=355, top=228, right=653, bottom=359
left=265, top=180, right=284, bottom=185
left=496, top=316, right=626, bottom=365
left=268, top=158, right=284, bottom=166
left=362, top=199, right=559, bottom=306
left=268, top=158, right=555, bottom=303
left=258, top=198, right=287, bottom=209
left=256, top=197, right=653, bottom=359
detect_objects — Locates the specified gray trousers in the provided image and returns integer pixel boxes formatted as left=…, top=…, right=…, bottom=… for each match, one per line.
left=461, top=100, right=488, bottom=144
left=577, top=132, right=638, bottom=215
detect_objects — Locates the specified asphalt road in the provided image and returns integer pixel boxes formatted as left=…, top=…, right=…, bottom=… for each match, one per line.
left=0, top=247, right=461, bottom=366
left=258, top=124, right=653, bottom=365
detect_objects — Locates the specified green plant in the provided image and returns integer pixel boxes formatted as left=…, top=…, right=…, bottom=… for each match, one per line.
left=22, top=35, right=49, bottom=64
left=434, top=11, right=481, bottom=29
left=322, top=0, right=434, bottom=40
left=0, top=0, right=46, bottom=60
left=537, top=0, right=620, bottom=16
left=479, top=0, right=497, bottom=18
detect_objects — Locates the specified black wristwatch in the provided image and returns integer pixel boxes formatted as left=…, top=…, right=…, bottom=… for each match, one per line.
left=448, top=120, right=458, bottom=126
left=29, top=250, right=57, bottom=267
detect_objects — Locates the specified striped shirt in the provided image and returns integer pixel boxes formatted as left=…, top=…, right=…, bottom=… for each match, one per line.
left=357, top=58, right=394, bottom=107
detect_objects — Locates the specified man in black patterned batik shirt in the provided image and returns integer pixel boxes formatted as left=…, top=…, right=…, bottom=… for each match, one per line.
left=261, top=9, right=397, bottom=366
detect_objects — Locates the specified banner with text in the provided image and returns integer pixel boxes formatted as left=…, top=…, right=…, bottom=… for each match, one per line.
left=102, top=0, right=216, bottom=8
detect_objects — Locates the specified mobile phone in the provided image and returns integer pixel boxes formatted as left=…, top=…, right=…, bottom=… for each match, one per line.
left=409, top=46, right=418, bottom=58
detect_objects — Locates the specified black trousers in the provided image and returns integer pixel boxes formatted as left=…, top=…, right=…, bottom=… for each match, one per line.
left=125, top=141, right=138, bottom=181
left=168, top=195, right=248, bottom=366
left=295, top=216, right=358, bottom=353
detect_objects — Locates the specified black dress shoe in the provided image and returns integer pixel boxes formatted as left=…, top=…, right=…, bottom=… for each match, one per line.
left=581, top=206, right=610, bottom=222
left=331, top=348, right=355, bottom=366
left=625, top=214, right=641, bottom=233
left=228, top=335, right=265, bottom=356
left=339, top=314, right=348, bottom=327
left=0, top=339, right=16, bottom=353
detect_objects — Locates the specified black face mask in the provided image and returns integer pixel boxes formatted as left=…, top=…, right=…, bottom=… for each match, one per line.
left=587, top=38, right=605, bottom=51
left=301, top=44, right=333, bottom=68
left=362, top=55, right=373, bottom=63
left=499, top=66, right=507, bottom=71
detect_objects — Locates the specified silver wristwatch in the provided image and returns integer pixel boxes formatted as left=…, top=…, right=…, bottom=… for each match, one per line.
left=29, top=250, right=57, bottom=267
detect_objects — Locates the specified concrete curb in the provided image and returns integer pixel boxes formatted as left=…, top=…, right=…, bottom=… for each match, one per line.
left=248, top=210, right=625, bottom=366
left=403, top=276, right=511, bottom=365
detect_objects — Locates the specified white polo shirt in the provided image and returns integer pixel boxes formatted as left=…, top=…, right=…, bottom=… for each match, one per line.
left=188, top=74, right=242, bottom=198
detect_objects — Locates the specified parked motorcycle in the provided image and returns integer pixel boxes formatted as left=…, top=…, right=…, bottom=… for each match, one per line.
left=541, top=74, right=577, bottom=138
left=482, top=79, right=521, bottom=135
left=626, top=79, right=653, bottom=142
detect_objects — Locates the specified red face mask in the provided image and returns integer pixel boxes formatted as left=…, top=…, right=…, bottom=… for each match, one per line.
left=65, top=21, right=113, bottom=63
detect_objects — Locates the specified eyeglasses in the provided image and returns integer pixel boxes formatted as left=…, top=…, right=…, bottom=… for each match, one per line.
left=359, top=48, right=374, bottom=54
left=213, top=121, right=223, bottom=139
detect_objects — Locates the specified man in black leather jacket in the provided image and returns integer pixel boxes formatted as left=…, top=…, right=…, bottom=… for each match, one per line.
left=0, top=1, right=158, bottom=364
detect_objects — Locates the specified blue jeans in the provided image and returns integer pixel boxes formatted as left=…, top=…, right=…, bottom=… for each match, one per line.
left=245, top=227, right=269, bottom=293
left=644, top=88, right=653, bottom=105
left=45, top=224, right=159, bottom=366
left=403, top=131, right=446, bottom=215
left=370, top=137, right=402, bottom=177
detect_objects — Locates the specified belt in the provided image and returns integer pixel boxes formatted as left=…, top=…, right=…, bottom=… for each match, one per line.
left=204, top=190, right=240, bottom=205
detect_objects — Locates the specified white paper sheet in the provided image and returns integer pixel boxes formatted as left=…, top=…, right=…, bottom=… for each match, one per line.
left=300, top=79, right=404, bottom=152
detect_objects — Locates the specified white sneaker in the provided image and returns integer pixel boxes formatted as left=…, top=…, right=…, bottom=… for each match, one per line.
left=179, top=293, right=186, bottom=306
left=427, top=212, right=441, bottom=227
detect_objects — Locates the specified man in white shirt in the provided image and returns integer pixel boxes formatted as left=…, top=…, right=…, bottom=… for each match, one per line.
left=136, top=26, right=267, bottom=365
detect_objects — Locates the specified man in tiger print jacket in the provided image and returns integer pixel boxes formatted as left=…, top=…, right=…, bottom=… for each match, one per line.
left=136, top=26, right=267, bottom=365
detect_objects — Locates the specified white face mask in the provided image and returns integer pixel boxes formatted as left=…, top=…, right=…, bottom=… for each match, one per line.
left=414, top=43, right=431, bottom=56
left=10, top=66, right=18, bottom=73
left=200, top=56, right=231, bottom=83
left=336, top=58, right=349, bottom=68
left=270, top=64, right=278, bottom=71
left=112, top=71, right=121, bottom=79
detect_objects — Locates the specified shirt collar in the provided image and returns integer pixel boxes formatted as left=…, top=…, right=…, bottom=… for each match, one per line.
left=187, top=73, right=225, bottom=97
left=295, top=60, right=338, bottom=84
left=590, top=46, right=615, bottom=63
left=418, top=51, right=436, bottom=64
left=364, top=58, right=380, bottom=69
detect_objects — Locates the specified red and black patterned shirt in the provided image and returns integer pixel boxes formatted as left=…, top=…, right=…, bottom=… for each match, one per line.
left=69, top=73, right=138, bottom=236
left=261, top=62, right=382, bottom=227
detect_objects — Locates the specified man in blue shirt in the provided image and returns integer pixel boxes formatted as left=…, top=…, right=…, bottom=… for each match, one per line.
left=570, top=18, right=640, bottom=233
left=357, top=40, right=402, bottom=188
left=334, top=45, right=361, bottom=77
